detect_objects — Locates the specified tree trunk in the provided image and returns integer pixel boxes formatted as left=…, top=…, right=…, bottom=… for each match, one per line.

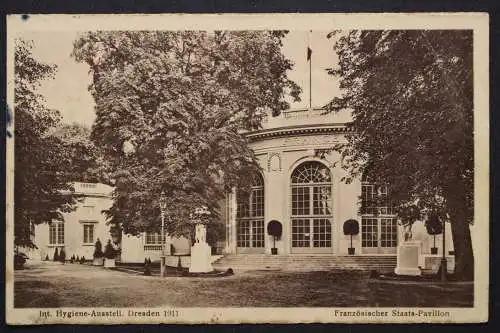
left=445, top=183, right=474, bottom=281
left=449, top=212, right=474, bottom=280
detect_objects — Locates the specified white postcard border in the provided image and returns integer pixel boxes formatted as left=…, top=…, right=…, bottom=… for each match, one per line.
left=5, top=13, right=489, bottom=324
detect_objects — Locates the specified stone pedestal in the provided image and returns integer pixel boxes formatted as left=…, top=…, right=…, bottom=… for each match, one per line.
left=93, top=257, right=104, bottom=266
left=104, top=258, right=116, bottom=268
left=189, top=223, right=213, bottom=273
left=189, top=242, right=213, bottom=273
left=395, top=241, right=422, bottom=276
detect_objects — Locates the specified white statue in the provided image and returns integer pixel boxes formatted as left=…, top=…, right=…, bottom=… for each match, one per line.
left=195, top=224, right=207, bottom=244
left=190, top=223, right=212, bottom=273
left=402, top=223, right=413, bottom=242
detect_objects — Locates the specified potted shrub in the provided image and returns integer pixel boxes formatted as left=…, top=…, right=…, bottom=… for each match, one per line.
left=93, top=238, right=104, bottom=266
left=425, top=213, right=443, bottom=255
left=267, top=220, right=282, bottom=255
left=103, top=239, right=116, bottom=268
left=53, top=247, right=60, bottom=261
left=14, top=250, right=28, bottom=270
left=343, top=219, right=359, bottom=255
left=59, top=248, right=66, bottom=264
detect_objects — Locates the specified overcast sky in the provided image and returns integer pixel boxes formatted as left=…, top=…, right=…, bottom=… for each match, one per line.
left=24, top=30, right=341, bottom=126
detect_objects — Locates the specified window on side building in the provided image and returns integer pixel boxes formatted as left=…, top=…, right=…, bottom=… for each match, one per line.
left=83, top=223, right=95, bottom=244
left=49, top=222, right=65, bottom=246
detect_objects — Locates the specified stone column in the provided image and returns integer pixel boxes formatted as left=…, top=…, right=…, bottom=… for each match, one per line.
left=228, top=189, right=237, bottom=254
left=223, top=192, right=232, bottom=254
left=266, top=153, right=286, bottom=254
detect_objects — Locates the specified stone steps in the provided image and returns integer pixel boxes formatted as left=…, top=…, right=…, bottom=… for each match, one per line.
left=213, top=254, right=397, bottom=272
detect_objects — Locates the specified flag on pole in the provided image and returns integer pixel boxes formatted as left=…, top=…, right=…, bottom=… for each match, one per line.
left=307, top=31, right=312, bottom=109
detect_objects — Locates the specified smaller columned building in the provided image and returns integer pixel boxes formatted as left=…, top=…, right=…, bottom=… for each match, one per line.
left=31, top=182, right=192, bottom=264
left=33, top=182, right=115, bottom=261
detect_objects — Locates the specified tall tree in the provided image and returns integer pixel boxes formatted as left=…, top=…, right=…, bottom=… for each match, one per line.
left=327, top=30, right=473, bottom=280
left=50, top=123, right=112, bottom=184
left=14, top=40, right=78, bottom=247
left=72, top=31, right=300, bottom=238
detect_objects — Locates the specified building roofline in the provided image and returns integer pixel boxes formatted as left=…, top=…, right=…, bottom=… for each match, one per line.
left=245, top=122, right=354, bottom=142
left=70, top=182, right=114, bottom=197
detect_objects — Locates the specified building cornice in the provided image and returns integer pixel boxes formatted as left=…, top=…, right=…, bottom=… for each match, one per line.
left=245, top=123, right=354, bottom=142
left=71, top=182, right=114, bottom=198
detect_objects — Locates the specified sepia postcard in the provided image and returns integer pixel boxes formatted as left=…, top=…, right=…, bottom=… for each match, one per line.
left=5, top=13, right=489, bottom=324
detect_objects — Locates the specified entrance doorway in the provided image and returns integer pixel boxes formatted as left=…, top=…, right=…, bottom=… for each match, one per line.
left=290, top=161, right=333, bottom=254
left=361, top=217, right=398, bottom=254
left=291, top=218, right=332, bottom=253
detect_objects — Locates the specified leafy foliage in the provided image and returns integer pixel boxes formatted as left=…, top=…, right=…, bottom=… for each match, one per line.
left=59, top=247, right=66, bottom=263
left=14, top=251, right=28, bottom=270
left=14, top=40, right=80, bottom=247
left=93, top=238, right=104, bottom=258
left=343, top=219, right=359, bottom=236
left=425, top=213, right=443, bottom=236
left=72, top=31, right=300, bottom=238
left=267, top=220, right=283, bottom=238
left=104, top=240, right=116, bottom=259
left=205, top=221, right=225, bottom=248
left=327, top=30, right=473, bottom=279
left=50, top=123, right=112, bottom=184
left=343, top=219, right=359, bottom=250
left=53, top=247, right=59, bottom=261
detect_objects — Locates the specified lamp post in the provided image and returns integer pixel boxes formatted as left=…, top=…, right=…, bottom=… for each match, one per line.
left=159, top=191, right=167, bottom=277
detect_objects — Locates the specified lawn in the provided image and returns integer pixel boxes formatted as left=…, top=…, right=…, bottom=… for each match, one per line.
left=14, top=261, right=473, bottom=308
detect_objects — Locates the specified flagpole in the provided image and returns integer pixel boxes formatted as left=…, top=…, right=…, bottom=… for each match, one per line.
left=309, top=45, right=312, bottom=109
left=308, top=31, right=312, bottom=109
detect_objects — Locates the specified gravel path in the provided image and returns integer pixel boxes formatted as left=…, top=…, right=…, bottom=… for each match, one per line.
left=14, top=260, right=473, bottom=308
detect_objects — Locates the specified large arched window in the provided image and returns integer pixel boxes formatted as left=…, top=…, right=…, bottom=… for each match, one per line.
left=361, top=174, right=397, bottom=253
left=236, top=173, right=265, bottom=251
left=290, top=161, right=332, bottom=252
